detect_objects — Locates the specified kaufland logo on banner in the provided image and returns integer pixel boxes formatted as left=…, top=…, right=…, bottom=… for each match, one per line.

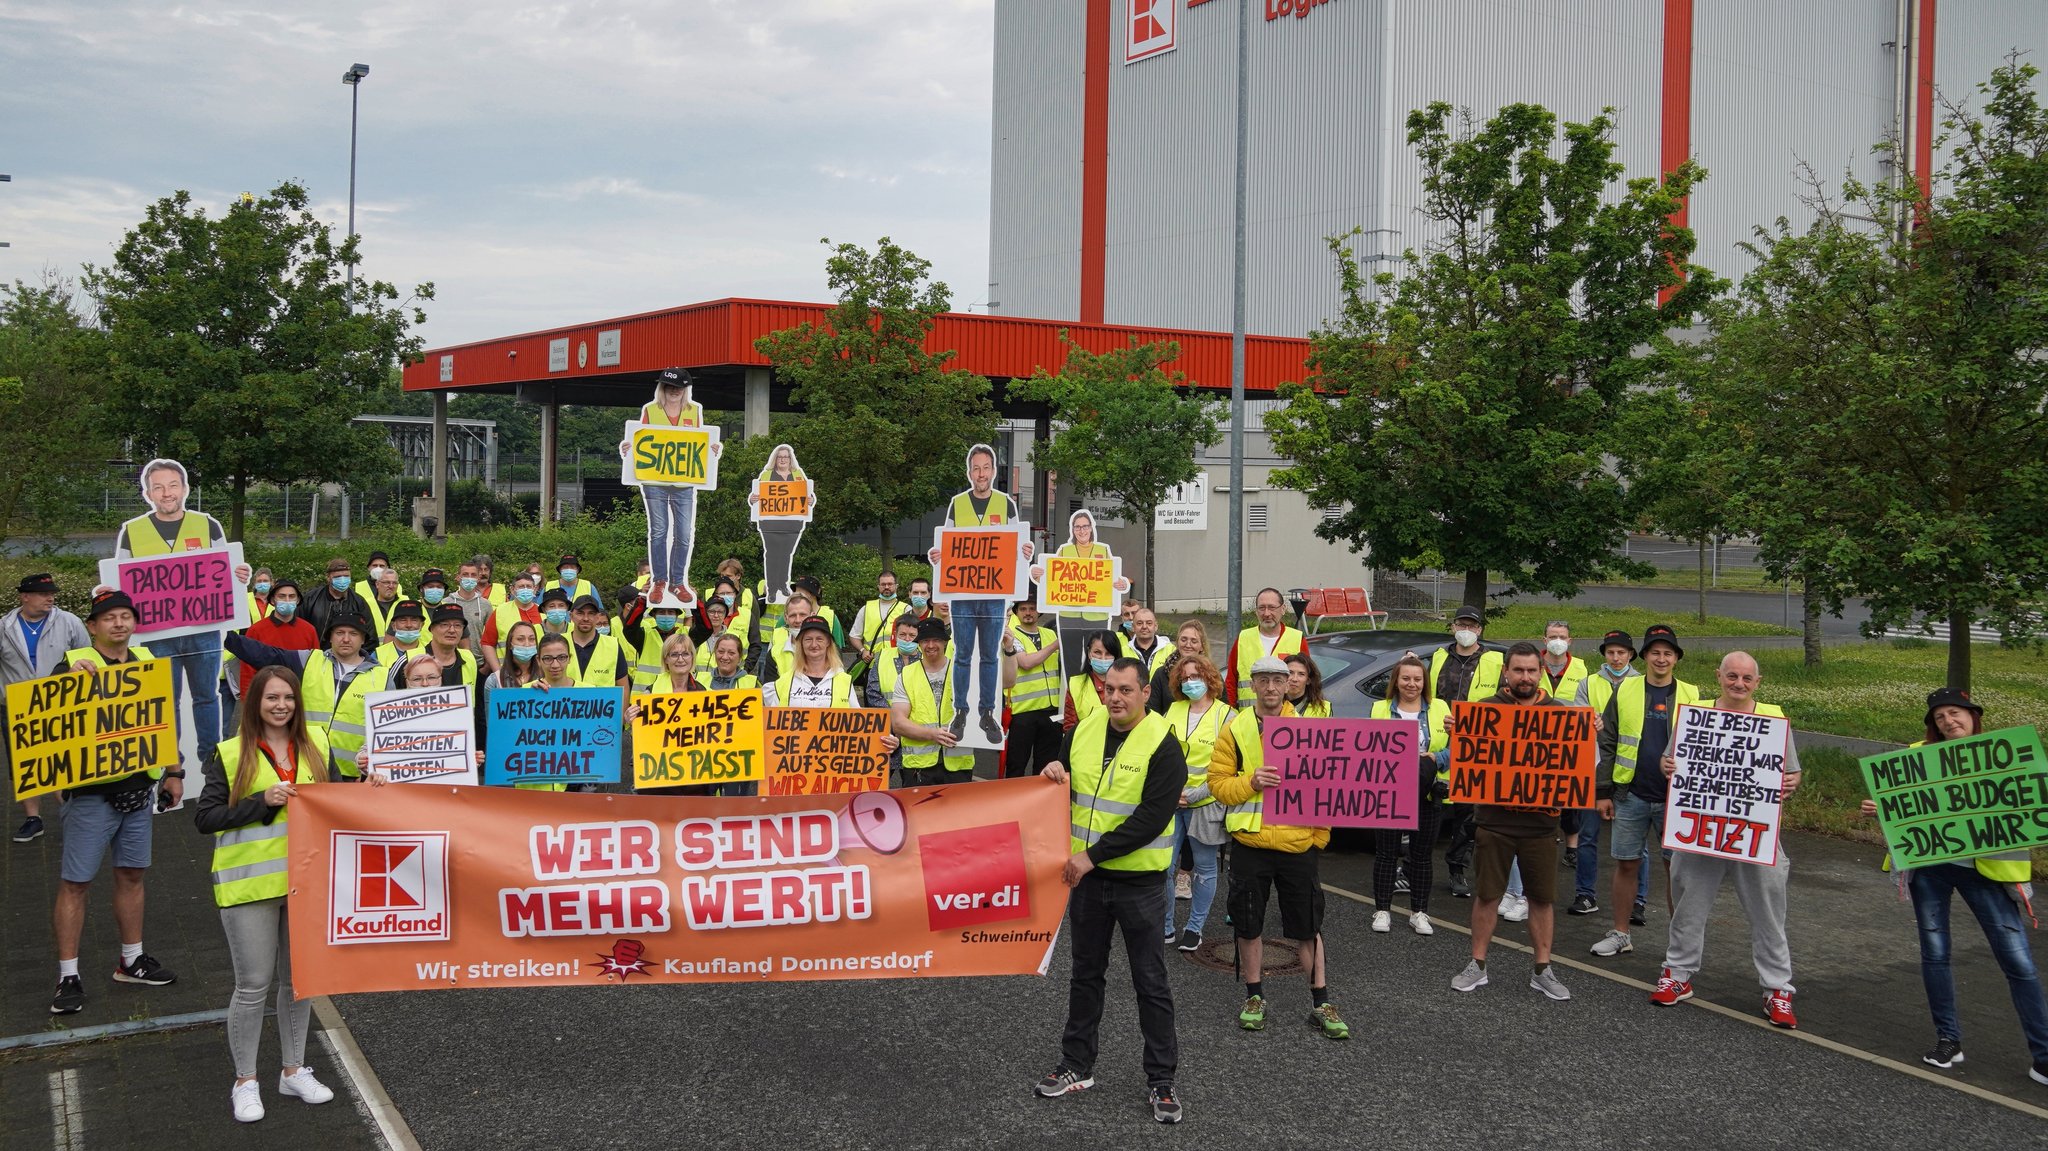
left=1125, top=0, right=1176, bottom=63
left=329, top=831, right=452, bottom=945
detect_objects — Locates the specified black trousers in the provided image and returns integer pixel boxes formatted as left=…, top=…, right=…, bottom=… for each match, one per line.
left=1444, top=804, right=1476, bottom=873
left=1373, top=797, right=1445, bottom=913
left=1061, top=871, right=1178, bottom=1087
left=1005, top=708, right=1062, bottom=778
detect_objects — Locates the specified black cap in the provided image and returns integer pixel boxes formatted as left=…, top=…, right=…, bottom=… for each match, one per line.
left=557, top=554, right=581, bottom=569
left=418, top=567, right=448, bottom=588
left=390, top=599, right=427, bottom=623
left=1640, top=624, right=1684, bottom=659
left=572, top=594, right=603, bottom=612
left=86, top=590, right=136, bottom=621
left=617, top=585, right=641, bottom=607
left=915, top=618, right=950, bottom=643
left=656, top=366, right=694, bottom=387
left=1454, top=603, right=1485, bottom=624
left=1598, top=629, right=1637, bottom=656
left=368, top=551, right=390, bottom=564
left=791, top=575, right=822, bottom=595
left=17, top=573, right=56, bottom=595
left=539, top=587, right=571, bottom=608
left=429, top=603, right=466, bottom=629
left=1924, top=687, right=1984, bottom=726
left=270, top=579, right=301, bottom=600
left=796, top=617, right=833, bottom=639
left=323, top=610, right=372, bottom=645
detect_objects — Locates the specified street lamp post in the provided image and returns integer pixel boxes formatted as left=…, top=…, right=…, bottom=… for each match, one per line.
left=341, top=63, right=369, bottom=303
left=0, top=172, right=11, bottom=249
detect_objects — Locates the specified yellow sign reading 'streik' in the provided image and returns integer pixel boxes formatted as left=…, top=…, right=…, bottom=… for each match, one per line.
left=623, top=422, right=722, bottom=488
left=9, top=659, right=175, bottom=799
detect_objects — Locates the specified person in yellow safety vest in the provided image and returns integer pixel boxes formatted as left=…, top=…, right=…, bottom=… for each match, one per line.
left=1034, top=658, right=1186, bottom=1122
left=1161, top=653, right=1234, bottom=952
left=481, top=573, right=544, bottom=674
left=713, top=557, right=756, bottom=639
left=1148, top=619, right=1210, bottom=715
left=226, top=608, right=383, bottom=780
left=562, top=595, right=630, bottom=691
left=694, top=632, right=760, bottom=693
left=378, top=600, right=430, bottom=678
left=765, top=620, right=895, bottom=765
left=246, top=568, right=274, bottom=624
left=47, top=590, right=176, bottom=1018
left=1226, top=587, right=1304, bottom=706
left=1369, top=654, right=1453, bottom=936
left=847, top=570, right=909, bottom=674
left=1433, top=602, right=1505, bottom=899
left=194, top=665, right=341, bottom=1122
left=1539, top=620, right=1590, bottom=703
left=539, top=553, right=601, bottom=612
left=609, top=582, right=645, bottom=689
left=891, top=617, right=978, bottom=786
left=518, top=633, right=594, bottom=792
left=1119, top=607, right=1173, bottom=680
left=925, top=443, right=1035, bottom=745
left=1005, top=599, right=1062, bottom=778
left=473, top=555, right=507, bottom=606
left=636, top=632, right=701, bottom=696
left=758, top=589, right=819, bottom=683
left=1063, top=631, right=1122, bottom=732
left=1282, top=652, right=1331, bottom=718
left=787, top=575, right=841, bottom=644
left=1565, top=628, right=1647, bottom=918
left=631, top=600, right=686, bottom=690
left=1858, top=688, right=2048, bottom=1077
left=360, top=551, right=405, bottom=600
left=395, top=604, right=480, bottom=691
left=1207, top=655, right=1348, bottom=1040
left=1649, top=650, right=1804, bottom=1028
left=1591, top=623, right=1701, bottom=960
left=481, top=622, right=562, bottom=793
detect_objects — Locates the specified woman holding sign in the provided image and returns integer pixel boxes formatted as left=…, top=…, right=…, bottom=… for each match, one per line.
left=193, top=666, right=336, bottom=1123
left=639, top=633, right=705, bottom=696
left=1161, top=654, right=1232, bottom=951
left=1859, top=690, right=2048, bottom=1080
left=1370, top=656, right=1452, bottom=935
left=749, top=443, right=811, bottom=608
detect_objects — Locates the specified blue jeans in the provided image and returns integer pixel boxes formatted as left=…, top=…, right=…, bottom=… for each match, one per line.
left=950, top=598, right=1005, bottom=713
left=1576, top=809, right=1652, bottom=903
left=1909, top=864, right=2048, bottom=1062
left=643, top=484, right=696, bottom=586
left=151, top=630, right=220, bottom=772
left=1162, top=811, right=1220, bottom=938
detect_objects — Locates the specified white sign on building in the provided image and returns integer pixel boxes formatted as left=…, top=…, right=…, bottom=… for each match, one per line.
left=1156, top=471, right=1208, bottom=531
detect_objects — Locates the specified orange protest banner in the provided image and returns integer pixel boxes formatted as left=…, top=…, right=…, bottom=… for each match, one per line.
left=933, top=526, right=1025, bottom=601
left=765, top=707, right=890, bottom=795
left=285, top=777, right=1069, bottom=996
left=751, top=478, right=812, bottom=522
left=1037, top=554, right=1118, bottom=614
left=1445, top=700, right=1596, bottom=810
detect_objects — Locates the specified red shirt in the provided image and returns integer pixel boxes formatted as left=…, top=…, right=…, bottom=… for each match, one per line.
left=240, top=614, right=318, bottom=695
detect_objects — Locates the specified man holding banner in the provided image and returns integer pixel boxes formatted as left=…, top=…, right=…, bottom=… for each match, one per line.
left=1654, top=652, right=1802, bottom=1028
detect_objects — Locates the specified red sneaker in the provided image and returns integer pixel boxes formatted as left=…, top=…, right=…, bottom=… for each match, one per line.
left=1649, top=969, right=1694, bottom=1006
left=1764, top=988, right=1798, bottom=1028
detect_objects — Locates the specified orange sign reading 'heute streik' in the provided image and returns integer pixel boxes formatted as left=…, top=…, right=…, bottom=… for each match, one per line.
left=285, top=778, right=1070, bottom=996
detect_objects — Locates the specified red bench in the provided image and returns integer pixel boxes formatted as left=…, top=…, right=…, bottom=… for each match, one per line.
left=1302, top=585, right=1386, bottom=633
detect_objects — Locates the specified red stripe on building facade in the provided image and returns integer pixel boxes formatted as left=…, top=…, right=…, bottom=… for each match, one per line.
left=1080, top=0, right=1112, bottom=325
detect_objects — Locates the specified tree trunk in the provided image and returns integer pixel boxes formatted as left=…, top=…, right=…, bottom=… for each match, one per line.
left=229, top=475, right=248, bottom=542
left=1462, top=569, right=1487, bottom=614
left=879, top=521, right=894, bottom=575
left=1947, top=609, right=1972, bottom=691
left=1143, top=509, right=1157, bottom=606
left=1800, top=571, right=1822, bottom=668
left=1695, top=535, right=1708, bottom=624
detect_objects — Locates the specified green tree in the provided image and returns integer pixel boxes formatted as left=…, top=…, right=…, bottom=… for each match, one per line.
left=1613, top=385, right=1745, bottom=625
left=754, top=237, right=996, bottom=566
left=1265, top=103, right=1717, bottom=611
left=1697, top=59, right=2048, bottom=690
left=1010, top=334, right=1221, bottom=600
left=84, top=181, right=433, bottom=539
left=0, top=274, right=119, bottom=541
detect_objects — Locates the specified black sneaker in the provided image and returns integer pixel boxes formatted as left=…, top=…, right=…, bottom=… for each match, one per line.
left=13, top=815, right=43, bottom=842
left=1176, top=929, right=1202, bottom=952
left=2031, top=1062, right=2048, bottom=1086
left=1567, top=894, right=1599, bottom=916
left=51, top=975, right=84, bottom=1015
left=1394, top=867, right=1410, bottom=894
left=1149, top=1085, right=1183, bottom=1124
left=1630, top=902, right=1648, bottom=926
left=1562, top=847, right=1578, bottom=869
left=1922, top=1037, right=1965, bottom=1069
left=979, top=711, right=1004, bottom=743
left=1449, top=869, right=1473, bottom=899
left=947, top=711, right=969, bottom=740
left=113, top=954, right=176, bottom=986
left=1036, top=1066, right=1093, bottom=1098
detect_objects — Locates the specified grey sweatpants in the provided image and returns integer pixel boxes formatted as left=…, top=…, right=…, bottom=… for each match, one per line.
left=221, top=897, right=312, bottom=1078
left=1664, top=850, right=1794, bottom=991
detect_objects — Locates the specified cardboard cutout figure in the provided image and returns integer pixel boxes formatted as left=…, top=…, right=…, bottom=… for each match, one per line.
left=619, top=368, right=720, bottom=611
left=1029, top=508, right=1129, bottom=697
left=926, top=444, right=1032, bottom=751
left=101, top=458, right=252, bottom=812
left=749, top=443, right=814, bottom=605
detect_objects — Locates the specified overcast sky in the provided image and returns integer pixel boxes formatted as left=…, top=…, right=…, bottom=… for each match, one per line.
left=0, top=0, right=995, bottom=348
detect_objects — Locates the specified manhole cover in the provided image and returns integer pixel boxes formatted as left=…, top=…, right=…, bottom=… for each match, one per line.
left=1183, top=936, right=1305, bottom=978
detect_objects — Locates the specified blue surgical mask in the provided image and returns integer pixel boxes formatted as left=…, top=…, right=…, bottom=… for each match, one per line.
left=655, top=615, right=679, bottom=633
left=559, top=568, right=578, bottom=583
left=330, top=575, right=352, bottom=592
left=515, top=588, right=536, bottom=606
left=596, top=624, right=611, bottom=635
left=879, top=590, right=896, bottom=601
left=910, top=594, right=928, bottom=609
left=511, top=644, right=538, bottom=662
left=1090, top=657, right=1113, bottom=675
left=896, top=639, right=918, bottom=656
left=393, top=628, right=421, bottom=644
left=1121, top=619, right=1135, bottom=634
left=1182, top=679, right=1208, bottom=701
left=721, top=593, right=736, bottom=606
left=271, top=602, right=297, bottom=620
left=544, top=608, right=569, bottom=626
left=252, top=581, right=271, bottom=596
left=423, top=588, right=445, bottom=605
left=459, top=577, right=478, bottom=591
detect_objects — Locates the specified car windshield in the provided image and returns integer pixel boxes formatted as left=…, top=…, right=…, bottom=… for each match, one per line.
left=1309, top=649, right=1356, bottom=682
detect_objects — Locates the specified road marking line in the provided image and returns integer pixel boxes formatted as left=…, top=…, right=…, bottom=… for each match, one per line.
left=1322, top=881, right=2048, bottom=1122
left=313, top=997, right=423, bottom=1151
left=47, top=1068, right=83, bottom=1150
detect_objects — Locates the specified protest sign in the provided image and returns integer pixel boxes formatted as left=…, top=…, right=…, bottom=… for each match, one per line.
left=620, top=422, right=721, bottom=489
left=1446, top=701, right=1596, bottom=810
left=1036, top=554, right=1121, bottom=616
left=765, top=707, right=891, bottom=796
left=484, top=688, right=623, bottom=786
left=1859, top=725, right=2048, bottom=868
left=98, top=544, right=250, bottom=641
left=932, top=526, right=1027, bottom=603
left=632, top=688, right=767, bottom=789
left=285, top=777, right=1070, bottom=994
left=1262, top=717, right=1419, bottom=829
left=1662, top=704, right=1790, bottom=865
left=8, top=659, right=174, bottom=800
left=752, top=444, right=813, bottom=607
left=364, top=686, right=477, bottom=785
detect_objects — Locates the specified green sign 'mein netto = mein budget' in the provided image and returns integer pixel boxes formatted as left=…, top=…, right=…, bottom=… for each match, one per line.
left=1859, top=726, right=2048, bottom=869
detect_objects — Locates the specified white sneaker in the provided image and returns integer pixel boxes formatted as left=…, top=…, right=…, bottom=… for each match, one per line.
left=231, top=1080, right=264, bottom=1123
left=278, top=1066, right=334, bottom=1105
left=1501, top=894, right=1529, bottom=922
left=1590, top=929, right=1634, bottom=957
left=1410, top=911, right=1434, bottom=936
left=1371, top=910, right=1391, bottom=933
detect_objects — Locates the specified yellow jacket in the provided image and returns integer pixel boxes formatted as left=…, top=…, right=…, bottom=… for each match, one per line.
left=1206, top=705, right=1329, bottom=853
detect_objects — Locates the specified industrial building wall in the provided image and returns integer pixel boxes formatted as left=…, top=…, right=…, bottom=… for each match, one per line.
left=1931, top=0, right=2048, bottom=136
left=987, top=1, right=1088, bottom=324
